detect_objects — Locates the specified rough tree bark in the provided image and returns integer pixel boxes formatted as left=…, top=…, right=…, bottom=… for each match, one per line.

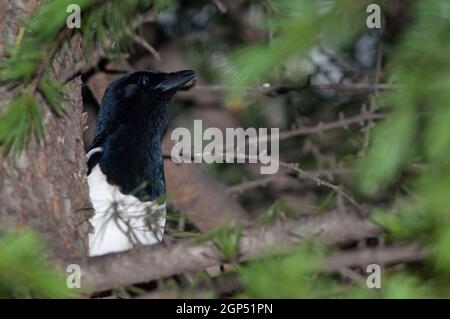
left=0, top=0, right=91, bottom=259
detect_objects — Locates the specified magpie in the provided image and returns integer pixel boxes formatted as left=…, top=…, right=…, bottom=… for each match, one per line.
left=86, top=70, right=196, bottom=256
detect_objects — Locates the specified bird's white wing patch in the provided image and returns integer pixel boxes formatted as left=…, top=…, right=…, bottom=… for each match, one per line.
left=88, top=165, right=166, bottom=256
left=86, top=147, right=103, bottom=161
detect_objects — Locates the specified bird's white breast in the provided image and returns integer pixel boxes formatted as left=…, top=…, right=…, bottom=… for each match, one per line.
left=88, top=165, right=166, bottom=256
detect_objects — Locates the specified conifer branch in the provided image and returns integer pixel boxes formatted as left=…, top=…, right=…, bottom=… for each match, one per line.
left=67, top=210, right=382, bottom=292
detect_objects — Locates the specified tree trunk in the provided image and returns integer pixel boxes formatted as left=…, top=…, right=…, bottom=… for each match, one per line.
left=0, top=0, right=91, bottom=259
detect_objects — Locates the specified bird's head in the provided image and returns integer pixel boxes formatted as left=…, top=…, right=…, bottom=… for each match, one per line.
left=109, top=70, right=196, bottom=102
left=98, top=70, right=196, bottom=136
left=88, top=70, right=196, bottom=197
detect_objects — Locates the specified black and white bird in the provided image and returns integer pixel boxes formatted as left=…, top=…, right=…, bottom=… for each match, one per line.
left=86, top=70, right=196, bottom=256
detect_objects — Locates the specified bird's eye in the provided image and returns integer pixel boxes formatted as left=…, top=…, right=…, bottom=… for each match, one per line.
left=138, top=76, right=150, bottom=86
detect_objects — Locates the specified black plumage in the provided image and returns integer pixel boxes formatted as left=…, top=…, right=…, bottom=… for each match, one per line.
left=87, top=70, right=196, bottom=201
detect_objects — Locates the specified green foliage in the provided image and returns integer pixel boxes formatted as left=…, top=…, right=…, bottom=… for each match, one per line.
left=339, top=273, right=436, bottom=299
left=379, top=274, right=434, bottom=299
left=1, top=0, right=90, bottom=84
left=0, top=51, right=41, bottom=82
left=0, top=0, right=170, bottom=155
left=39, top=78, right=65, bottom=114
left=210, top=224, right=242, bottom=262
left=0, top=92, right=43, bottom=154
left=357, top=0, right=450, bottom=288
left=1, top=0, right=449, bottom=299
left=228, top=0, right=366, bottom=88
left=197, top=224, right=242, bottom=262
left=358, top=110, right=415, bottom=195
left=0, top=230, right=73, bottom=298
left=81, top=0, right=153, bottom=55
left=223, top=0, right=450, bottom=298
left=359, top=0, right=450, bottom=193
left=255, top=200, right=296, bottom=224
left=238, top=244, right=329, bottom=298
left=237, top=244, right=445, bottom=298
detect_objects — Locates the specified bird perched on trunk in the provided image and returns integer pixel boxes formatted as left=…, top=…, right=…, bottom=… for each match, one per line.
left=86, top=70, right=196, bottom=256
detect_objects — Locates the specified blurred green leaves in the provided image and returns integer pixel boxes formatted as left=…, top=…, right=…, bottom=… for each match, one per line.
left=238, top=244, right=327, bottom=298
left=224, top=0, right=450, bottom=298
left=0, top=0, right=165, bottom=155
left=358, top=108, right=416, bottom=195
left=359, top=0, right=450, bottom=194
left=357, top=1, right=450, bottom=286
left=357, top=0, right=450, bottom=296
left=198, top=223, right=243, bottom=262
left=38, top=78, right=65, bottom=114
left=0, top=0, right=449, bottom=299
left=81, top=0, right=153, bottom=55
left=0, top=92, right=43, bottom=155
left=0, top=230, right=73, bottom=298
left=227, top=0, right=366, bottom=88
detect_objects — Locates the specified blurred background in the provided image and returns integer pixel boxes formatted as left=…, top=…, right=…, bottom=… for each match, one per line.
left=0, top=0, right=449, bottom=298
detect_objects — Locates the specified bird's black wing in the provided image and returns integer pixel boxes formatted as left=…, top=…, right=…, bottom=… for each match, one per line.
left=86, top=83, right=122, bottom=175
left=86, top=107, right=116, bottom=175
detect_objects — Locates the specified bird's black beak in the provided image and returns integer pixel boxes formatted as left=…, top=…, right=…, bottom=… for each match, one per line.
left=156, top=70, right=196, bottom=92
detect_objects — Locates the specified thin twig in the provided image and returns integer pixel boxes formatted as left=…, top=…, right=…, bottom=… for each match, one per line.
left=164, top=149, right=357, bottom=207
left=373, top=40, right=384, bottom=96
left=212, top=0, right=227, bottom=13
left=126, top=31, right=161, bottom=61
left=277, top=108, right=387, bottom=142
left=239, top=106, right=387, bottom=145
left=192, top=83, right=398, bottom=96
left=279, top=162, right=358, bottom=207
